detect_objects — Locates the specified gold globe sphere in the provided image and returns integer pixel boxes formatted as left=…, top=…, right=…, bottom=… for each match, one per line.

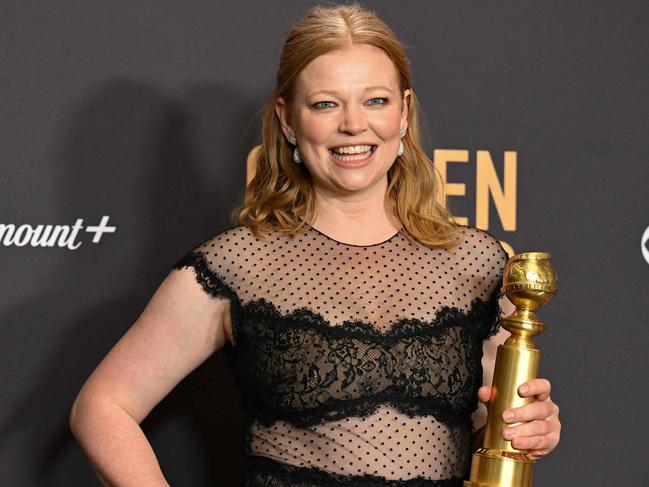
left=503, top=252, right=557, bottom=312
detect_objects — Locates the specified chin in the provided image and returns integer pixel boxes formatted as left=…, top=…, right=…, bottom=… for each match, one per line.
left=331, top=172, right=388, bottom=193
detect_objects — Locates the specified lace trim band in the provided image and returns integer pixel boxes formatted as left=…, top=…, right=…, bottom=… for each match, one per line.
left=172, top=250, right=501, bottom=345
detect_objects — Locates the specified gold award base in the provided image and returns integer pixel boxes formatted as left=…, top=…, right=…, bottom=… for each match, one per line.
left=464, top=252, right=557, bottom=487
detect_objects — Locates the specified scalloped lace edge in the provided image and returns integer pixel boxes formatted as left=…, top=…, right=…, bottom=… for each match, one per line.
left=173, top=250, right=503, bottom=345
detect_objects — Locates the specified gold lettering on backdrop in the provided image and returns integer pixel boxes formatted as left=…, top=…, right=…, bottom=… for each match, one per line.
left=476, top=150, right=517, bottom=231
left=499, top=240, right=515, bottom=258
left=246, top=146, right=517, bottom=256
left=433, top=149, right=469, bottom=226
left=434, top=149, right=517, bottom=255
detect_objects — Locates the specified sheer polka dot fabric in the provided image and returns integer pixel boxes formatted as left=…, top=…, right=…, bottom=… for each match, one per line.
left=173, top=224, right=507, bottom=486
left=249, top=405, right=471, bottom=481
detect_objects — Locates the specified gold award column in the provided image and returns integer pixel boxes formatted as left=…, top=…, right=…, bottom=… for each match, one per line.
left=465, top=252, right=557, bottom=487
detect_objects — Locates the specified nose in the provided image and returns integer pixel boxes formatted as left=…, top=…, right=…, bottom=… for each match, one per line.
left=338, top=104, right=367, bottom=135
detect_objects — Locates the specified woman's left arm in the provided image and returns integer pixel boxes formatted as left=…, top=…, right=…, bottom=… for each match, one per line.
left=473, top=296, right=562, bottom=459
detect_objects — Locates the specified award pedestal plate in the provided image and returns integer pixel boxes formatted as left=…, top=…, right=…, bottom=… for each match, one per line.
left=464, top=252, right=557, bottom=487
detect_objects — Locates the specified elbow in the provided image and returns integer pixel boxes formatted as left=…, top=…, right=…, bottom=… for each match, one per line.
left=68, top=395, right=84, bottom=436
left=68, top=390, right=128, bottom=438
left=69, top=389, right=95, bottom=437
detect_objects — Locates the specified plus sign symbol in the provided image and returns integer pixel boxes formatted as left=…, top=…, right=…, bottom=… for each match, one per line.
left=85, top=216, right=117, bottom=243
left=642, top=225, right=649, bottom=265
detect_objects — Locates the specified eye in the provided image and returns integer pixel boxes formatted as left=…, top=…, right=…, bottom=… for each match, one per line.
left=368, top=97, right=388, bottom=106
left=312, top=101, right=336, bottom=109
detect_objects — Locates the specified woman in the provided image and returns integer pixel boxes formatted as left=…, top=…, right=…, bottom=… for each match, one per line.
left=70, top=3, right=560, bottom=486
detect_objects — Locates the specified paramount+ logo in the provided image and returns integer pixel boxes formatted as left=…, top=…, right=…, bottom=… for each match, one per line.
left=642, top=225, right=649, bottom=265
left=0, top=216, right=116, bottom=250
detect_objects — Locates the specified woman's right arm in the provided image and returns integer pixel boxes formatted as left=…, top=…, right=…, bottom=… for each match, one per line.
left=69, top=265, right=233, bottom=487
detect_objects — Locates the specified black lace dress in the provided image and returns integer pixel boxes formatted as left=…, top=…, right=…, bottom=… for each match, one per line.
left=173, top=224, right=507, bottom=486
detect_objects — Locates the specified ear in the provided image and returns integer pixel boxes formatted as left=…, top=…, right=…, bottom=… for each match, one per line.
left=401, top=88, right=411, bottom=132
left=275, top=97, right=295, bottom=140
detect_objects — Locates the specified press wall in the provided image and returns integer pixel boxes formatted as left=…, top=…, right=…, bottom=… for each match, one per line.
left=1, top=1, right=648, bottom=485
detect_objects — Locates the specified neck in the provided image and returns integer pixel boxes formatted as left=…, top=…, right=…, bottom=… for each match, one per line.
left=310, top=178, right=401, bottom=245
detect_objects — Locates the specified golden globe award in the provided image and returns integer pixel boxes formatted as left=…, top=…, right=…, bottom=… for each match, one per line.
left=465, top=252, right=557, bottom=487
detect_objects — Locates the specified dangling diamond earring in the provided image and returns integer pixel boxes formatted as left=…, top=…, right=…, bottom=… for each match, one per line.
left=286, top=134, right=302, bottom=164
left=293, top=147, right=303, bottom=164
left=397, top=127, right=406, bottom=157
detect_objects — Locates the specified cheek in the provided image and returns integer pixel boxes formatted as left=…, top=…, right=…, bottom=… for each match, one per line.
left=297, top=114, right=334, bottom=145
left=370, top=109, right=403, bottom=139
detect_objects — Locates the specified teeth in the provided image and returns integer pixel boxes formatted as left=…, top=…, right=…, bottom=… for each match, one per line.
left=332, top=145, right=373, bottom=154
left=331, top=145, right=374, bottom=163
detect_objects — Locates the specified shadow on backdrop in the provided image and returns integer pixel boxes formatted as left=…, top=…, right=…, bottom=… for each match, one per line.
left=0, top=80, right=263, bottom=486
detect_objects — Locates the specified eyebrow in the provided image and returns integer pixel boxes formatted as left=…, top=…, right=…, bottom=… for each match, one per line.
left=307, top=86, right=396, bottom=98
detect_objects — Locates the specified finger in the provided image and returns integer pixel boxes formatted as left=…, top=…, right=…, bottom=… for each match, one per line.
left=518, top=378, right=551, bottom=400
left=477, top=386, right=492, bottom=403
left=511, top=433, right=555, bottom=452
left=503, top=400, right=556, bottom=423
left=502, top=419, right=555, bottom=441
left=528, top=449, right=551, bottom=460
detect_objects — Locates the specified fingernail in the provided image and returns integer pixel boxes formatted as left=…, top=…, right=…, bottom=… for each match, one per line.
left=519, top=385, right=530, bottom=395
left=503, top=410, right=515, bottom=421
left=503, top=428, right=513, bottom=438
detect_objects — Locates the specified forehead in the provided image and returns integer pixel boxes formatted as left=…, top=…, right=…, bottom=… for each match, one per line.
left=295, top=44, right=400, bottom=96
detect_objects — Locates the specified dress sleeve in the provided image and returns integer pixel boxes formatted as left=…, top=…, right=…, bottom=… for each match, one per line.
left=172, top=248, right=243, bottom=347
left=461, top=227, right=509, bottom=341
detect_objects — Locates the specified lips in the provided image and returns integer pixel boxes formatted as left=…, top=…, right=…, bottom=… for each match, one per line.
left=328, top=144, right=377, bottom=168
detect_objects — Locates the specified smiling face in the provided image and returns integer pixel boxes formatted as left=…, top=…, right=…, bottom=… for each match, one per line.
left=276, top=44, right=410, bottom=199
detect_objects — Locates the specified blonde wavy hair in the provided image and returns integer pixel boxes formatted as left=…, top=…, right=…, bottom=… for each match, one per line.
left=234, top=2, right=458, bottom=249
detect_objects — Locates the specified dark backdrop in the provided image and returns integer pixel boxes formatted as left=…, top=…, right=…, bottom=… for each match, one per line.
left=1, top=1, right=648, bottom=485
